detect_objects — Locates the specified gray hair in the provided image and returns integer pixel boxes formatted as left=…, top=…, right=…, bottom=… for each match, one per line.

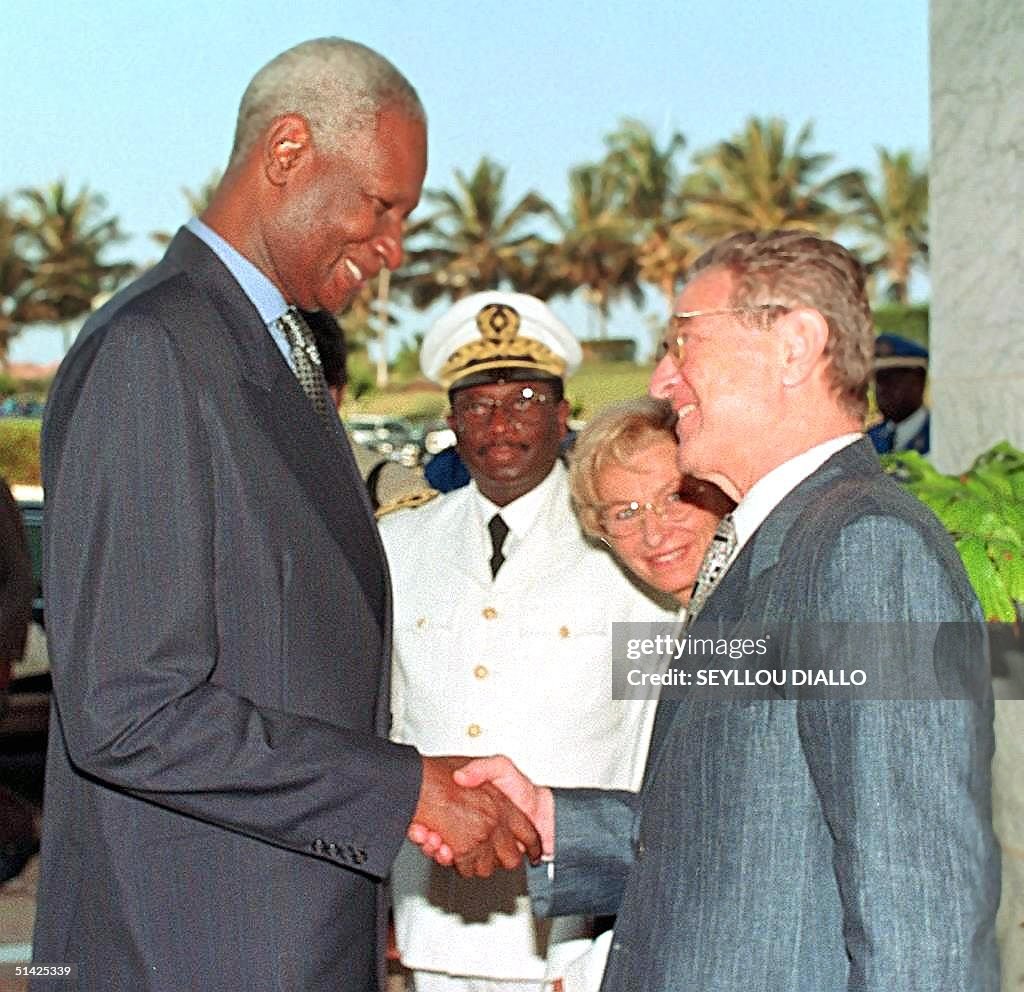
left=228, top=37, right=425, bottom=168
left=692, top=230, right=874, bottom=420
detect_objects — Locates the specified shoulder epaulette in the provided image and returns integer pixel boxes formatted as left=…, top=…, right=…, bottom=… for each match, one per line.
left=374, top=488, right=441, bottom=519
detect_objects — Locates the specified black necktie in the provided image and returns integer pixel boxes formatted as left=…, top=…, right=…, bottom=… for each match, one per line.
left=488, top=513, right=509, bottom=578
left=277, top=307, right=333, bottom=426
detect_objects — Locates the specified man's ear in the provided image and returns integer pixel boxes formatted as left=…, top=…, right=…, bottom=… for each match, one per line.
left=556, top=398, right=570, bottom=438
left=778, top=307, right=829, bottom=388
left=263, top=114, right=313, bottom=186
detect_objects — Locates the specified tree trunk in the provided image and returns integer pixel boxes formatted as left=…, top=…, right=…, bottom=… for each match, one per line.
left=375, top=269, right=390, bottom=389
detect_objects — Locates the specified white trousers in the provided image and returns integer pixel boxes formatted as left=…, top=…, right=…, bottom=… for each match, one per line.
left=408, top=970, right=546, bottom=992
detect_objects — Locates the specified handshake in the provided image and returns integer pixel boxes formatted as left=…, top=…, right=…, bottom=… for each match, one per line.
left=411, top=755, right=555, bottom=878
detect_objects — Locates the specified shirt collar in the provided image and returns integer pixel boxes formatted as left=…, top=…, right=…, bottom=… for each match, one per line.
left=892, top=405, right=929, bottom=451
left=472, top=460, right=563, bottom=540
left=186, top=218, right=288, bottom=325
left=731, top=433, right=863, bottom=555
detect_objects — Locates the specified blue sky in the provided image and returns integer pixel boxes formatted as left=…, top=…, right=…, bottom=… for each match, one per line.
left=3, top=0, right=929, bottom=363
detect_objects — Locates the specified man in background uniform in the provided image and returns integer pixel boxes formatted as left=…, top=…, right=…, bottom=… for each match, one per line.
left=868, top=332, right=930, bottom=455
left=0, top=476, right=36, bottom=884
left=379, top=291, right=676, bottom=992
left=305, top=309, right=432, bottom=509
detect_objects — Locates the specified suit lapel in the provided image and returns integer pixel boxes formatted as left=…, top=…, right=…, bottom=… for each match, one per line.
left=643, top=439, right=879, bottom=772
left=164, top=229, right=387, bottom=620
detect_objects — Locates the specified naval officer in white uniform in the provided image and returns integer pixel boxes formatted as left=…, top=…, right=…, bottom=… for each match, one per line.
left=379, top=292, right=677, bottom=992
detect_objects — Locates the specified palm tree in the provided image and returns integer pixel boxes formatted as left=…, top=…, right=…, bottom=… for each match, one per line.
left=602, top=118, right=687, bottom=221
left=0, top=200, right=43, bottom=370
left=686, top=117, right=858, bottom=240
left=635, top=218, right=702, bottom=311
left=839, top=148, right=928, bottom=303
left=399, top=157, right=554, bottom=309
left=545, top=163, right=644, bottom=338
left=18, top=181, right=134, bottom=349
left=151, top=170, right=223, bottom=246
left=600, top=118, right=694, bottom=308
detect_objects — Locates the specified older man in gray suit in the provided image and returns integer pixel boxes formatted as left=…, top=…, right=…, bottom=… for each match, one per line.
left=33, top=38, right=538, bottom=992
left=418, top=231, right=1000, bottom=991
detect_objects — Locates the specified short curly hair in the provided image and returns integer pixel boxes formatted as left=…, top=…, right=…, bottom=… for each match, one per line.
left=228, top=38, right=425, bottom=169
left=692, top=230, right=874, bottom=419
left=569, top=397, right=734, bottom=538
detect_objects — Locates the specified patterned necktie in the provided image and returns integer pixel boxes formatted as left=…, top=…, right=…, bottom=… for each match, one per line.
left=277, top=307, right=333, bottom=426
left=686, top=513, right=738, bottom=625
left=488, top=513, right=509, bottom=578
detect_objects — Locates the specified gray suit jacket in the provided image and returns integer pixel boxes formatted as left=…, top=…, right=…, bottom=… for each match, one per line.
left=532, top=439, right=1000, bottom=991
left=33, top=230, right=423, bottom=992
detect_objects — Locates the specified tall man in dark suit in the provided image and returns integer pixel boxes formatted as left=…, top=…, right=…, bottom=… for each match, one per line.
left=33, top=38, right=537, bottom=992
left=418, top=231, right=1000, bottom=990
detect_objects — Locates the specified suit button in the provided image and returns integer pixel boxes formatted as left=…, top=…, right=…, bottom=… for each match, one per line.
left=474, top=665, right=489, bottom=679
left=311, top=838, right=325, bottom=854
left=635, top=838, right=645, bottom=859
left=467, top=723, right=482, bottom=738
left=327, top=843, right=340, bottom=858
left=482, top=607, right=497, bottom=620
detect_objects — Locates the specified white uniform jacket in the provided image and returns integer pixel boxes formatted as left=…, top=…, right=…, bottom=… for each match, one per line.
left=380, top=463, right=677, bottom=981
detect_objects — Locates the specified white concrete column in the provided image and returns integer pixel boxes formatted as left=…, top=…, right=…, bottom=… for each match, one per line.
left=929, top=2, right=1023, bottom=474
left=931, top=6, right=1024, bottom=988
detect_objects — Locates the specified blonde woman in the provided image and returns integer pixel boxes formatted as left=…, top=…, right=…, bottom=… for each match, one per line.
left=544, top=398, right=733, bottom=992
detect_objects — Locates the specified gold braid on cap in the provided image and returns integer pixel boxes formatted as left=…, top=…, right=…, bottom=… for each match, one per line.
left=438, top=303, right=565, bottom=388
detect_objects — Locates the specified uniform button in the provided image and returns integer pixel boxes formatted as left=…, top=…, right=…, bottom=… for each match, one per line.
left=559, top=626, right=570, bottom=638
left=474, top=665, right=489, bottom=679
left=482, top=607, right=497, bottom=620
left=416, top=617, right=427, bottom=628
left=636, top=838, right=646, bottom=859
left=467, top=723, right=482, bottom=738
left=311, top=838, right=325, bottom=854
left=326, top=843, right=339, bottom=858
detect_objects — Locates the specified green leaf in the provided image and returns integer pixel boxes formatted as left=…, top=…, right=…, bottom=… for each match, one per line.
left=990, top=541, right=1024, bottom=604
left=955, top=537, right=1015, bottom=622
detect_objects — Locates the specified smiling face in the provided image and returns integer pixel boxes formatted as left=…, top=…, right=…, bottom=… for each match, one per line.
left=260, top=105, right=427, bottom=313
left=649, top=267, right=784, bottom=499
left=595, top=438, right=729, bottom=604
left=449, top=378, right=568, bottom=506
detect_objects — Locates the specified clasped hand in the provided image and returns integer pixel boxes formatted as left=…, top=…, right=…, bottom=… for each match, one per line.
left=411, top=755, right=553, bottom=878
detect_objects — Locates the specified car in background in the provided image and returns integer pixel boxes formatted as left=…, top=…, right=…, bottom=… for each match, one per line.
left=0, top=395, right=46, bottom=418
left=344, top=415, right=421, bottom=467
left=420, top=420, right=457, bottom=456
left=8, top=489, right=48, bottom=704
left=17, top=499, right=44, bottom=630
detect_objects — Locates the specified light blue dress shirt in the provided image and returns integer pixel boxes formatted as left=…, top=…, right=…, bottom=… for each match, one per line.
left=185, top=217, right=292, bottom=367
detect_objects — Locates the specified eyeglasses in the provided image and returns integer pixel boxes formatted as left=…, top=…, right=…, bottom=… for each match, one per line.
left=597, top=488, right=694, bottom=537
left=453, top=386, right=554, bottom=425
left=658, top=304, right=789, bottom=362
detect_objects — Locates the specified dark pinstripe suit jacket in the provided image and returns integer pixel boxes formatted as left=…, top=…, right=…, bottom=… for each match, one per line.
left=33, top=229, right=422, bottom=992
left=532, top=439, right=1000, bottom=991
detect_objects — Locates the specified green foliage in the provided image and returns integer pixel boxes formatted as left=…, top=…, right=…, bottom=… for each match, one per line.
left=351, top=389, right=448, bottom=421
left=391, top=334, right=425, bottom=378
left=344, top=349, right=377, bottom=401
left=873, top=302, right=929, bottom=348
left=566, top=362, right=655, bottom=420
left=0, top=419, right=42, bottom=484
left=839, top=148, right=928, bottom=304
left=350, top=361, right=655, bottom=424
left=686, top=117, right=858, bottom=239
left=884, top=442, right=1024, bottom=620
left=579, top=339, right=637, bottom=363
